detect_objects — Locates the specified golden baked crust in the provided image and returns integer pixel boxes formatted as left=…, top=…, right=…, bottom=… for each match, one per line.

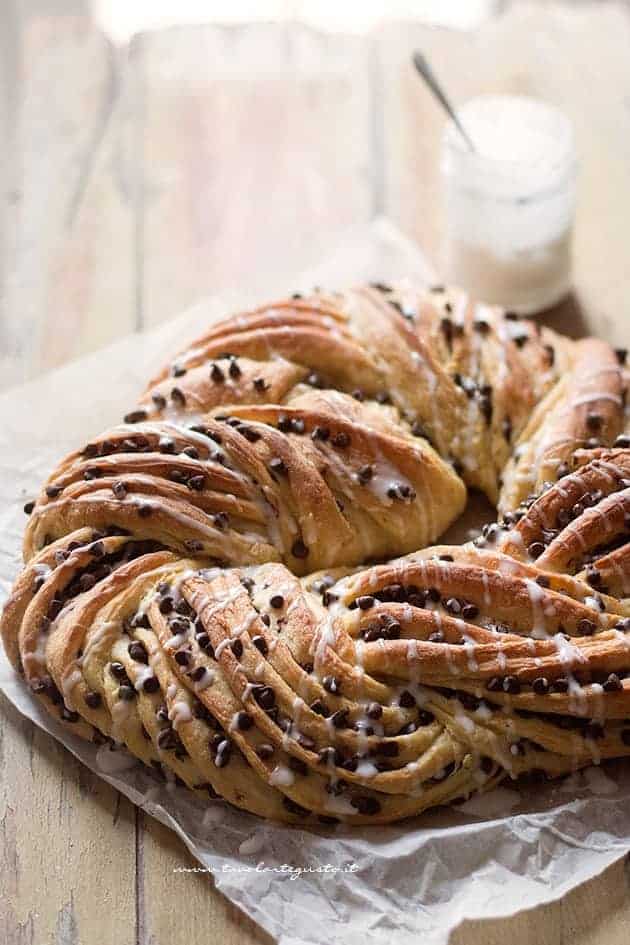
left=2, top=284, right=629, bottom=825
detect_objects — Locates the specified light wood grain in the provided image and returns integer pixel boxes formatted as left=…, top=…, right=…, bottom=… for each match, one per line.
left=377, top=0, right=630, bottom=347
left=139, top=814, right=270, bottom=945
left=137, top=23, right=373, bottom=329
left=0, top=14, right=138, bottom=391
left=0, top=694, right=137, bottom=945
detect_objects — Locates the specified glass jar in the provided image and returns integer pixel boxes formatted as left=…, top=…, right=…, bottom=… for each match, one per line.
left=441, top=95, right=578, bottom=314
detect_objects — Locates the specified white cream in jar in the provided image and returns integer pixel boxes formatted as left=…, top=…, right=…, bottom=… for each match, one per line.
left=441, top=95, right=577, bottom=314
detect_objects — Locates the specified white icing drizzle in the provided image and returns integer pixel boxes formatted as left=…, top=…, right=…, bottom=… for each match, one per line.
left=269, top=765, right=295, bottom=787
left=169, top=701, right=193, bottom=729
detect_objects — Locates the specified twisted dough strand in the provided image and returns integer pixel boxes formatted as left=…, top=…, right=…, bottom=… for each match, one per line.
left=2, top=284, right=630, bottom=824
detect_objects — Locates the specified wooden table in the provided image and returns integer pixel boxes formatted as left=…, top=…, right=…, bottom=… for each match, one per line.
left=2, top=3, right=630, bottom=943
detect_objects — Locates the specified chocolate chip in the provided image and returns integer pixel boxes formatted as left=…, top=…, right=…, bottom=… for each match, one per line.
left=79, top=573, right=97, bottom=592
left=252, top=685, right=275, bottom=710
left=445, top=597, right=461, bottom=615
left=252, top=636, right=268, bottom=656
left=502, top=675, right=521, bottom=694
left=291, top=539, right=309, bottom=559
left=357, top=464, right=374, bottom=485
left=332, top=432, right=350, bottom=448
left=586, top=568, right=602, bottom=588
left=356, top=596, right=375, bottom=610
left=158, top=727, right=180, bottom=750
left=84, top=690, right=102, bottom=709
left=118, top=684, right=136, bottom=701
left=440, top=317, right=453, bottom=346
left=318, top=746, right=342, bottom=766
left=124, top=409, right=148, bottom=424
left=210, top=363, right=225, bottom=383
left=269, top=457, right=287, bottom=476
left=229, top=639, right=243, bottom=659
left=142, top=676, right=159, bottom=693
left=462, top=603, right=479, bottom=620
left=398, top=689, right=416, bottom=708
left=528, top=542, right=545, bottom=559
left=137, top=504, right=152, bottom=518
left=577, top=618, right=596, bottom=636
left=175, top=650, right=191, bottom=666
left=235, top=711, right=253, bottom=730
left=109, top=661, right=127, bottom=681
left=603, top=673, right=623, bottom=692
left=45, top=599, right=63, bottom=621
left=128, top=641, right=148, bottom=663
left=311, top=425, right=330, bottom=441
left=551, top=676, right=569, bottom=693
left=185, top=474, right=204, bottom=492
left=208, top=512, right=228, bottom=533
left=418, top=710, right=435, bottom=726
left=111, top=480, right=128, bottom=500
left=238, top=424, right=261, bottom=443
left=277, top=414, right=292, bottom=432
left=376, top=740, right=399, bottom=757
left=170, top=387, right=186, bottom=407
left=270, top=594, right=285, bottom=609
left=331, top=709, right=349, bottom=729
left=228, top=359, right=242, bottom=379
left=310, top=699, right=329, bottom=717
left=159, top=596, right=174, bottom=615
left=473, top=319, right=490, bottom=335
left=361, top=705, right=382, bottom=725
left=615, top=348, right=627, bottom=365
left=532, top=677, right=550, bottom=695
left=322, top=676, right=340, bottom=695
left=23, top=501, right=35, bottom=515
left=350, top=796, right=381, bottom=816
left=214, top=739, right=232, bottom=767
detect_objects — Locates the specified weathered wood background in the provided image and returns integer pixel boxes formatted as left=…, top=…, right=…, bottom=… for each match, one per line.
left=2, top=2, right=630, bottom=943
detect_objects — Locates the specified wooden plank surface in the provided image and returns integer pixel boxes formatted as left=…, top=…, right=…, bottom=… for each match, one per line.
left=137, top=23, right=372, bottom=329
left=3, top=4, right=630, bottom=945
left=0, top=694, right=138, bottom=945
left=0, top=14, right=139, bottom=391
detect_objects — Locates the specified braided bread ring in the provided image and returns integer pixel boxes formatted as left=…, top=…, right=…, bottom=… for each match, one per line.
left=2, top=283, right=630, bottom=824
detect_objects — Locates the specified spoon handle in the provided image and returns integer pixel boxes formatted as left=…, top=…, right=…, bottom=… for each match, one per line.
left=412, top=51, right=476, bottom=153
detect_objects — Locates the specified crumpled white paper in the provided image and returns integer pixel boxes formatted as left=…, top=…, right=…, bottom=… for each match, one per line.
left=2, top=218, right=630, bottom=945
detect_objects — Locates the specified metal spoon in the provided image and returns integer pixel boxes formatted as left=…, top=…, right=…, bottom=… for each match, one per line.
left=412, top=51, right=476, bottom=153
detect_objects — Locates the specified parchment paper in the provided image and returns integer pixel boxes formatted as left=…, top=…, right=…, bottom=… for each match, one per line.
left=2, top=218, right=630, bottom=945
